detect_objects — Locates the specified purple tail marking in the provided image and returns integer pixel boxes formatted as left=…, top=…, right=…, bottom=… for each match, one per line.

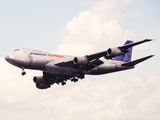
left=113, top=40, right=133, bottom=62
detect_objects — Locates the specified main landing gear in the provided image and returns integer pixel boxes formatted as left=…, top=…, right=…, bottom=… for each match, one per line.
left=71, top=78, right=78, bottom=82
left=61, top=82, right=66, bottom=86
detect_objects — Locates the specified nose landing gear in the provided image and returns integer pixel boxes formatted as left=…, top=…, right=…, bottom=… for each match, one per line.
left=22, top=71, right=26, bottom=76
left=21, top=67, right=26, bottom=76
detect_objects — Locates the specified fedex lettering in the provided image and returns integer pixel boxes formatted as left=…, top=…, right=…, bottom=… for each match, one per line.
left=30, top=52, right=63, bottom=58
left=30, top=52, right=47, bottom=56
left=48, top=54, right=64, bottom=58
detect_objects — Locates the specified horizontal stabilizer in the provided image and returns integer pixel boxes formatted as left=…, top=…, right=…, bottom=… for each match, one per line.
left=122, top=55, right=154, bottom=67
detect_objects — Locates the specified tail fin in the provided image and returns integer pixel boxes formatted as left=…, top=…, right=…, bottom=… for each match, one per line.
left=113, top=40, right=133, bottom=62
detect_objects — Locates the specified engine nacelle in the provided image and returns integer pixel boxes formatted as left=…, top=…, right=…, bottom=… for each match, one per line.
left=36, top=83, right=50, bottom=89
left=73, top=56, right=88, bottom=66
left=33, top=76, right=50, bottom=89
left=105, top=47, right=123, bottom=59
left=33, top=76, right=44, bottom=84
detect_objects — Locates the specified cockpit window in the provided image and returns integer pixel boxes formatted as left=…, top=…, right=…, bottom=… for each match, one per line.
left=14, top=49, right=20, bottom=51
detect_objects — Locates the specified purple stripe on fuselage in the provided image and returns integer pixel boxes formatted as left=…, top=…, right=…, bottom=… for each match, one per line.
left=30, top=52, right=47, bottom=56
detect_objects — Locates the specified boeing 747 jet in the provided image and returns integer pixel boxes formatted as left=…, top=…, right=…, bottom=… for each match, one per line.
left=5, top=39, right=154, bottom=89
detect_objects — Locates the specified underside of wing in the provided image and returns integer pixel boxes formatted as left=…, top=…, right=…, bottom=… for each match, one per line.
left=54, top=61, right=76, bottom=68
left=55, top=59, right=104, bottom=71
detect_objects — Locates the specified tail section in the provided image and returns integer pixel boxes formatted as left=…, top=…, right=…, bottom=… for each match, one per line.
left=113, top=40, right=133, bottom=62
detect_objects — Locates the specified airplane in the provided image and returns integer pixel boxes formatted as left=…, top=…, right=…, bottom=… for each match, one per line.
left=5, top=39, right=154, bottom=89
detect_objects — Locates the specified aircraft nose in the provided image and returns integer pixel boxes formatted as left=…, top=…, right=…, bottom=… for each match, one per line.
left=5, top=55, right=10, bottom=62
left=5, top=54, right=15, bottom=64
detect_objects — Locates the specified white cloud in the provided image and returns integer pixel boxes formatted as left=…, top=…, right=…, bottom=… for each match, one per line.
left=54, top=43, right=93, bottom=56
left=54, top=0, right=133, bottom=56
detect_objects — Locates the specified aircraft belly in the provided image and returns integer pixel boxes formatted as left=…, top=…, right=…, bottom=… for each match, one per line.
left=45, top=62, right=77, bottom=75
left=86, top=63, right=126, bottom=75
left=86, top=64, right=115, bottom=75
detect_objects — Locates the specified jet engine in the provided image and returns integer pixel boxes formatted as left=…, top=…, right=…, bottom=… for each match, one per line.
left=73, top=56, right=88, bottom=66
left=105, top=47, right=124, bottom=59
left=33, top=76, right=50, bottom=89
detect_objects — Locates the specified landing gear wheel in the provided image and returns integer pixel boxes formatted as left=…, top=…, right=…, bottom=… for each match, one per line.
left=22, top=71, right=26, bottom=76
left=61, top=82, right=66, bottom=86
left=74, top=79, right=78, bottom=82
left=71, top=78, right=78, bottom=82
left=79, top=73, right=85, bottom=79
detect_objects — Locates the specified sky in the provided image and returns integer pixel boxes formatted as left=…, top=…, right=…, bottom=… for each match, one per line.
left=0, top=0, right=160, bottom=120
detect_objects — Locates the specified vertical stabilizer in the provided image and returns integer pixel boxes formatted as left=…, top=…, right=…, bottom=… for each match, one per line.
left=113, top=40, right=133, bottom=62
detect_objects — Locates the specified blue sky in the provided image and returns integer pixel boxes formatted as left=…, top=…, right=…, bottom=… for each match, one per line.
left=0, top=0, right=160, bottom=120
left=0, top=0, right=91, bottom=57
left=0, top=0, right=159, bottom=57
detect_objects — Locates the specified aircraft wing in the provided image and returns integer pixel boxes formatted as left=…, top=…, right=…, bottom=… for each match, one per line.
left=55, top=39, right=152, bottom=70
left=118, top=39, right=152, bottom=50
left=55, top=59, right=104, bottom=71
left=55, top=61, right=76, bottom=68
